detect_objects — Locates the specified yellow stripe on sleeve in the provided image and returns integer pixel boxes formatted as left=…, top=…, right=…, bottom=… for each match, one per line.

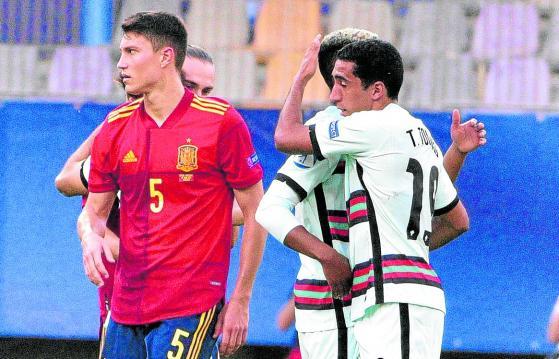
left=192, top=97, right=229, bottom=111
left=190, top=103, right=226, bottom=116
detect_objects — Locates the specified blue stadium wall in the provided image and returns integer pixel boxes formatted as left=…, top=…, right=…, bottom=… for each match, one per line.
left=0, top=102, right=558, bottom=355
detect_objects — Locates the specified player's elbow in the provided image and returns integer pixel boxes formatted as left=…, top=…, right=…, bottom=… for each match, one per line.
left=54, top=173, right=73, bottom=197
left=254, top=201, right=267, bottom=230
left=274, top=130, right=290, bottom=153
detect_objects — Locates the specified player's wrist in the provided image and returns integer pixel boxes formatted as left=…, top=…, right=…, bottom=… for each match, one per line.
left=450, top=141, right=469, bottom=156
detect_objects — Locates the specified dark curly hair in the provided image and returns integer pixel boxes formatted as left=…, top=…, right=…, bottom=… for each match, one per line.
left=318, top=28, right=377, bottom=90
left=337, top=38, right=403, bottom=100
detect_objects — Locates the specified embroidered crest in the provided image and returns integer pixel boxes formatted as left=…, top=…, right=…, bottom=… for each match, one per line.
left=177, top=138, right=198, bottom=173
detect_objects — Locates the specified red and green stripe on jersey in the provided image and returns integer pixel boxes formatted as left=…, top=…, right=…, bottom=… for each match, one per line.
left=347, top=190, right=368, bottom=227
left=351, top=254, right=442, bottom=298
left=294, top=279, right=352, bottom=310
left=328, top=209, right=348, bottom=242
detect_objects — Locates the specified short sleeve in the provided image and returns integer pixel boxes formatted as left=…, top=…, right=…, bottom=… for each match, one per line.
left=433, top=166, right=459, bottom=216
left=274, top=152, right=340, bottom=201
left=89, top=122, right=118, bottom=193
left=217, top=107, right=263, bottom=189
left=310, top=111, right=384, bottom=160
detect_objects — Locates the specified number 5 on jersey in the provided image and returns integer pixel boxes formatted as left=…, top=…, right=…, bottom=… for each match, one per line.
left=150, top=178, right=164, bottom=213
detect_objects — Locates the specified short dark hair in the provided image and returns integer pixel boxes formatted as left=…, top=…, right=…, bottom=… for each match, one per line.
left=122, top=11, right=187, bottom=73
left=187, top=45, right=213, bottom=64
left=318, top=28, right=377, bottom=90
left=337, top=39, right=403, bottom=100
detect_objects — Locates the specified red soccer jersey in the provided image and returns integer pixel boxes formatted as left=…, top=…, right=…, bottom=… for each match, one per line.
left=89, top=91, right=263, bottom=324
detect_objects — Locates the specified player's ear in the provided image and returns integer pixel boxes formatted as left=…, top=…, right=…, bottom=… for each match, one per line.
left=160, top=46, right=174, bottom=68
left=369, top=81, right=386, bottom=101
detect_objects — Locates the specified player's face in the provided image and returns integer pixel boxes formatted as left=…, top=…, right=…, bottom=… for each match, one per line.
left=117, top=32, right=162, bottom=95
left=182, top=57, right=215, bottom=97
left=329, top=60, right=373, bottom=116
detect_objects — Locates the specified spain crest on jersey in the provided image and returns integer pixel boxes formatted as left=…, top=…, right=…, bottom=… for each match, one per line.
left=177, top=139, right=198, bottom=173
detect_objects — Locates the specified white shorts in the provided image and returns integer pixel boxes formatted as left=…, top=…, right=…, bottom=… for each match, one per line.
left=354, top=303, right=444, bottom=359
left=299, top=326, right=358, bottom=359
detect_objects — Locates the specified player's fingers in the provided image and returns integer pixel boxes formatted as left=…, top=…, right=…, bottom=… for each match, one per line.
left=219, top=329, right=234, bottom=356
left=93, top=249, right=109, bottom=280
left=478, top=130, right=487, bottom=138
left=102, top=241, right=116, bottom=264
left=451, top=109, right=461, bottom=127
left=84, top=253, right=103, bottom=286
left=476, top=122, right=485, bottom=130
left=479, top=137, right=487, bottom=146
left=213, top=312, right=224, bottom=339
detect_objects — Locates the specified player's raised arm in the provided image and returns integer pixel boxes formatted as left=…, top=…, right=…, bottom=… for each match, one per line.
left=443, top=109, right=487, bottom=182
left=275, top=35, right=322, bottom=155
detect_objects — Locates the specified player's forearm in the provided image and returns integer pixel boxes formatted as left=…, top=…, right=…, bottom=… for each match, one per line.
left=430, top=202, right=469, bottom=251
left=230, top=216, right=267, bottom=302
left=275, top=78, right=313, bottom=154
left=429, top=217, right=462, bottom=250
left=284, top=226, right=339, bottom=263
left=443, top=142, right=467, bottom=183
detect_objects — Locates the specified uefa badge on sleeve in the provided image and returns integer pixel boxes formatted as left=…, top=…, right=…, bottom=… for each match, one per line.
left=329, top=120, right=340, bottom=139
left=247, top=152, right=259, bottom=168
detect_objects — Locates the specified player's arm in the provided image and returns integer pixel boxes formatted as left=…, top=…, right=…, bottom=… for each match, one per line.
left=548, top=296, right=559, bottom=343
left=257, top=179, right=351, bottom=298
left=275, top=35, right=322, bottom=154
left=231, top=199, right=243, bottom=248
left=216, top=180, right=267, bottom=356
left=54, top=124, right=102, bottom=196
left=429, top=200, right=469, bottom=251
left=78, top=191, right=117, bottom=286
left=442, top=109, right=487, bottom=182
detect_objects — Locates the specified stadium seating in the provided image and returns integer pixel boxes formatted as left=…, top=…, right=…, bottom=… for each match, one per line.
left=47, top=46, right=114, bottom=98
left=484, top=56, right=550, bottom=108
left=261, top=51, right=329, bottom=105
left=399, top=0, right=468, bottom=63
left=251, top=0, right=321, bottom=59
left=327, top=0, right=395, bottom=43
left=472, top=2, right=539, bottom=60
left=185, top=0, right=249, bottom=51
left=400, top=54, right=476, bottom=110
left=0, top=44, right=38, bottom=96
left=542, top=7, right=559, bottom=70
left=211, top=49, right=258, bottom=104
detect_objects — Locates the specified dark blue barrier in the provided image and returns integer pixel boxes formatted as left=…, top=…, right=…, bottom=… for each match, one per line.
left=0, top=102, right=557, bottom=354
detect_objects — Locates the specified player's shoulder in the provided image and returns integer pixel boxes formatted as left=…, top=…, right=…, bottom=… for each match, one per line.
left=105, top=97, right=144, bottom=125
left=189, top=94, right=232, bottom=117
left=305, top=106, right=341, bottom=126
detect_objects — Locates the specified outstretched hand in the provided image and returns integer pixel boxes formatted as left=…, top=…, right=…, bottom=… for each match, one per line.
left=450, top=109, right=487, bottom=154
left=294, top=34, right=322, bottom=85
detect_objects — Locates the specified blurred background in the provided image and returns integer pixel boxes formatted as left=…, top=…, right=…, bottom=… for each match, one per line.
left=1, top=0, right=559, bottom=358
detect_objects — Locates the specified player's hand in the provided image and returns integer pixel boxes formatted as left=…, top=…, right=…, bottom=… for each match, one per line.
left=294, top=34, right=322, bottom=86
left=320, top=249, right=352, bottom=300
left=81, top=231, right=111, bottom=286
left=213, top=298, right=249, bottom=356
left=450, top=109, right=487, bottom=154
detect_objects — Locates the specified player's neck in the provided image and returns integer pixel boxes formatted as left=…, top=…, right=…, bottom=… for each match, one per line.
left=143, top=75, right=185, bottom=127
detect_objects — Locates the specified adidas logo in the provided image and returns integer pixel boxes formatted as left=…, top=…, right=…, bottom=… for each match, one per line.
left=122, top=150, right=138, bottom=163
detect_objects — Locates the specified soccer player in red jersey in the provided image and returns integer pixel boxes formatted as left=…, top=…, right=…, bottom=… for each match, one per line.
left=77, top=12, right=266, bottom=358
left=55, top=44, right=235, bottom=346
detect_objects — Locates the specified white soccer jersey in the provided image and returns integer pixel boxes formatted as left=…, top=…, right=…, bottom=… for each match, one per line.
left=310, top=103, right=459, bottom=321
left=257, top=107, right=353, bottom=333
